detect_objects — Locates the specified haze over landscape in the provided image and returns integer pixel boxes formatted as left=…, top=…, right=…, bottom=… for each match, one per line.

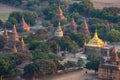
left=0, top=0, right=120, bottom=80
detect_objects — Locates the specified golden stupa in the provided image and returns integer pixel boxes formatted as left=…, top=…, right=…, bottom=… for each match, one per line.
left=85, top=30, right=107, bottom=47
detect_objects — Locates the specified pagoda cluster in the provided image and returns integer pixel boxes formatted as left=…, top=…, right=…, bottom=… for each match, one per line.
left=54, top=5, right=90, bottom=38
left=3, top=17, right=30, bottom=53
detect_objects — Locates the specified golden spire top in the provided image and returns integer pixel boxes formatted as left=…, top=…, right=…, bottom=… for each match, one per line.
left=94, top=29, right=99, bottom=39
left=85, top=29, right=106, bottom=47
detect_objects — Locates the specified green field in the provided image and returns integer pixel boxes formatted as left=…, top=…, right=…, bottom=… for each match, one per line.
left=0, top=13, right=10, bottom=21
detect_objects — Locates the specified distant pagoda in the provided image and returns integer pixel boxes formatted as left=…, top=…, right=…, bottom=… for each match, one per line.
left=83, top=18, right=90, bottom=35
left=54, top=22, right=63, bottom=38
left=21, top=17, right=30, bottom=32
left=54, top=5, right=66, bottom=20
left=71, top=18, right=77, bottom=32
left=98, top=45, right=120, bottom=80
left=13, top=25, right=19, bottom=42
left=21, top=37, right=25, bottom=51
left=12, top=44, right=17, bottom=53
left=3, top=28, right=9, bottom=41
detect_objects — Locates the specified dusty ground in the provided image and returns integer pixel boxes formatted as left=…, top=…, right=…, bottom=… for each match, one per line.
left=0, top=3, right=23, bottom=20
left=40, top=69, right=98, bottom=80
left=91, top=0, right=120, bottom=9
left=0, top=3, right=23, bottom=13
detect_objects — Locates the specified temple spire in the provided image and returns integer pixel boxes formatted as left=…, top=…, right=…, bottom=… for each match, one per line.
left=83, top=18, right=90, bottom=34
left=21, top=37, right=25, bottom=51
left=71, top=18, right=77, bottom=32
left=54, top=4, right=66, bottom=20
left=21, top=17, right=30, bottom=31
left=94, top=29, right=99, bottom=39
left=112, top=45, right=119, bottom=62
left=3, top=28, right=9, bottom=41
left=13, top=44, right=17, bottom=53
left=13, top=25, right=19, bottom=42
left=55, top=22, right=63, bottom=38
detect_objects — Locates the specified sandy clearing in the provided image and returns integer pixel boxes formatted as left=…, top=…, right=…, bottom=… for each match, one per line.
left=91, top=0, right=120, bottom=9
left=0, top=3, right=23, bottom=13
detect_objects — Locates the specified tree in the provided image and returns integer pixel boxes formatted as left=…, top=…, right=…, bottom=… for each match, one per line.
left=47, top=41, right=60, bottom=53
left=106, top=29, right=120, bottom=42
left=24, top=59, right=57, bottom=79
left=43, top=5, right=57, bottom=20
left=24, top=63, right=39, bottom=79
left=58, top=36, right=79, bottom=53
left=77, top=58, right=84, bottom=68
left=0, top=20, right=3, bottom=28
left=0, top=35, right=5, bottom=50
left=86, top=59, right=100, bottom=73
left=70, top=33, right=90, bottom=47
left=0, top=54, right=17, bottom=79
left=64, top=61, right=77, bottom=69
left=8, top=11, right=37, bottom=26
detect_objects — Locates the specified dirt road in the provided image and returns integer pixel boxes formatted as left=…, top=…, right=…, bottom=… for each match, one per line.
left=40, top=69, right=98, bottom=80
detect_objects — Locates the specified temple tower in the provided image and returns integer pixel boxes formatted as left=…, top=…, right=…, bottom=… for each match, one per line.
left=13, top=25, right=19, bottom=42
left=21, top=17, right=30, bottom=31
left=112, top=45, right=119, bottom=62
left=54, top=5, right=66, bottom=20
left=21, top=37, right=25, bottom=51
left=13, top=44, right=17, bottom=53
left=3, top=28, right=9, bottom=41
left=85, top=30, right=106, bottom=47
left=55, top=22, right=63, bottom=38
left=83, top=18, right=90, bottom=34
left=71, top=18, right=77, bottom=32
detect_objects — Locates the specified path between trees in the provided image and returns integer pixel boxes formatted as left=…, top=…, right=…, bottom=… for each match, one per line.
left=39, top=69, right=98, bottom=80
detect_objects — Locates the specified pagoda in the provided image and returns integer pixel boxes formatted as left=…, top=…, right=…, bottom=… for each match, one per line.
left=71, top=18, right=77, bottom=32
left=3, top=28, right=9, bottom=41
left=21, top=17, right=30, bottom=31
left=54, top=22, right=63, bottom=38
left=98, top=45, right=120, bottom=80
left=54, top=5, right=66, bottom=20
left=13, top=44, right=17, bottom=53
left=84, top=29, right=108, bottom=57
left=85, top=30, right=106, bottom=47
left=21, top=37, right=25, bottom=51
left=83, top=18, right=90, bottom=34
left=13, top=25, right=19, bottom=42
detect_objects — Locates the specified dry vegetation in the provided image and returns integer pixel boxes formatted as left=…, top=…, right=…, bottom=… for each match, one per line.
left=91, top=0, right=120, bottom=9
